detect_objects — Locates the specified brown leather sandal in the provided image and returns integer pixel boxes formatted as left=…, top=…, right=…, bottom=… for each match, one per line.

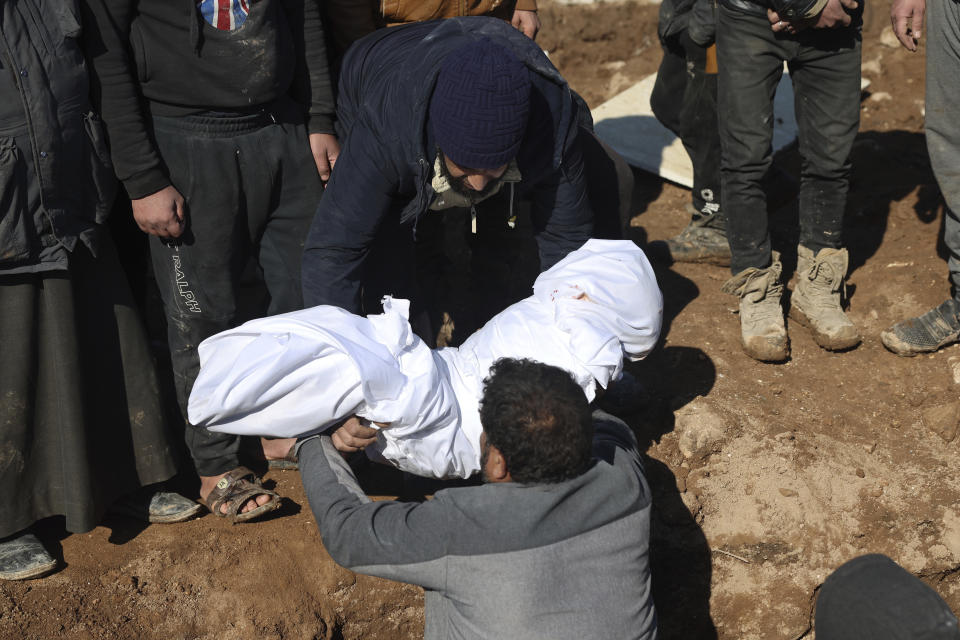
left=201, top=466, right=281, bottom=523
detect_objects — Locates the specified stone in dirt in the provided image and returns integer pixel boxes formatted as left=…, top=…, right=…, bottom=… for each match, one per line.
left=948, top=355, right=960, bottom=385
left=676, top=400, right=727, bottom=460
left=922, top=402, right=960, bottom=443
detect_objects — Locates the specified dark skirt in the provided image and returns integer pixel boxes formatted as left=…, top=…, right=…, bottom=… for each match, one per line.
left=0, top=230, right=178, bottom=537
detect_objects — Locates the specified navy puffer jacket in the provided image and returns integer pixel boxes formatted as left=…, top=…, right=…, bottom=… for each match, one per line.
left=301, top=17, right=593, bottom=312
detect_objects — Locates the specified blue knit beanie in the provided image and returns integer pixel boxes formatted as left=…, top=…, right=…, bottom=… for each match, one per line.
left=429, top=38, right=532, bottom=170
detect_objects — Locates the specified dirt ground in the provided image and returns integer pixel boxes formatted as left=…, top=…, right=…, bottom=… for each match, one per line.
left=3, top=1, right=960, bottom=638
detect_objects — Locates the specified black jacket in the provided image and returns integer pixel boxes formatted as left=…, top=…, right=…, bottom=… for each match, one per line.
left=80, top=0, right=335, bottom=199
left=301, top=17, right=593, bottom=312
left=0, top=0, right=115, bottom=274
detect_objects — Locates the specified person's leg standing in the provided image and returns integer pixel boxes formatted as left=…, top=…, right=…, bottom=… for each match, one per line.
left=788, top=28, right=860, bottom=258
left=652, top=30, right=729, bottom=265
left=882, top=0, right=960, bottom=355
left=250, top=100, right=323, bottom=319
left=717, top=7, right=788, bottom=273
left=651, top=37, right=688, bottom=139
left=672, top=36, right=729, bottom=264
left=149, top=113, right=279, bottom=519
left=717, top=6, right=792, bottom=361
left=681, top=41, right=723, bottom=225
left=786, top=25, right=862, bottom=350
left=925, top=0, right=960, bottom=300
left=241, top=100, right=324, bottom=462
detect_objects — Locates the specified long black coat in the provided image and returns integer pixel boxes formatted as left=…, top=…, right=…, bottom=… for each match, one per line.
left=301, top=17, right=594, bottom=312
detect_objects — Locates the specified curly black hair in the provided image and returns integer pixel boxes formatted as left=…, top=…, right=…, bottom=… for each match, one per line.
left=479, top=358, right=593, bottom=484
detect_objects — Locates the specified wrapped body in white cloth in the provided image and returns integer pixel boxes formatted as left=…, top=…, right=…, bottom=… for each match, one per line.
left=187, top=239, right=663, bottom=479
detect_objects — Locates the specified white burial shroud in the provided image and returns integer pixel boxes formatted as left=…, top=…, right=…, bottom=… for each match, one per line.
left=187, top=239, right=663, bottom=479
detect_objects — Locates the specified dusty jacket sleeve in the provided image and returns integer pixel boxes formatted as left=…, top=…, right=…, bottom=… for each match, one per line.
left=529, top=126, right=593, bottom=272
left=299, top=436, right=452, bottom=588
left=300, top=122, right=402, bottom=311
left=80, top=0, right=170, bottom=199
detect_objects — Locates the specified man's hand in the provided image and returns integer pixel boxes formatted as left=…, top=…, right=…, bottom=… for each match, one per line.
left=511, top=10, right=541, bottom=40
left=812, top=0, right=858, bottom=28
left=310, top=133, right=340, bottom=185
left=890, top=0, right=925, bottom=51
left=769, top=8, right=800, bottom=33
left=769, top=0, right=858, bottom=34
left=132, top=185, right=186, bottom=239
left=331, top=416, right=380, bottom=453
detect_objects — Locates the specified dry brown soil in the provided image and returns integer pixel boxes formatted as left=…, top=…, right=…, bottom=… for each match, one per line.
left=3, top=1, right=959, bottom=639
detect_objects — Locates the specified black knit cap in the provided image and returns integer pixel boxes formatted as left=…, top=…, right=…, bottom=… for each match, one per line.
left=429, top=38, right=532, bottom=170
left=815, top=554, right=960, bottom=640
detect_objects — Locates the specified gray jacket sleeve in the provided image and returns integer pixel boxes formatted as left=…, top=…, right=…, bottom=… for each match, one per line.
left=298, top=437, right=452, bottom=589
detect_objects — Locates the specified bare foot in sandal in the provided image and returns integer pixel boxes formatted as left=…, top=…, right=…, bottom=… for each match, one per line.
left=260, top=437, right=298, bottom=469
left=199, top=467, right=281, bottom=520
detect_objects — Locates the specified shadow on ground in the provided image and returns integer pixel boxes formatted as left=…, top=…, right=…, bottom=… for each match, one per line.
left=614, top=345, right=718, bottom=639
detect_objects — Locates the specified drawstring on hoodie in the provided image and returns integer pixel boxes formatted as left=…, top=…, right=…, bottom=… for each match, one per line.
left=507, top=183, right=517, bottom=229
left=189, top=1, right=203, bottom=56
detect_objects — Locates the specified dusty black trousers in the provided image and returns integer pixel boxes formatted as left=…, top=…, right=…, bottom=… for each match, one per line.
left=651, top=32, right=723, bottom=221
left=717, top=6, right=861, bottom=274
left=149, top=99, right=322, bottom=476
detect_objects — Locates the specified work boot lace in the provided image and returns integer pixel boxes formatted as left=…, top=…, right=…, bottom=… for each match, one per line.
left=802, top=253, right=845, bottom=298
left=723, top=260, right=784, bottom=318
left=722, top=259, right=782, bottom=301
left=795, top=248, right=852, bottom=319
left=722, top=254, right=788, bottom=361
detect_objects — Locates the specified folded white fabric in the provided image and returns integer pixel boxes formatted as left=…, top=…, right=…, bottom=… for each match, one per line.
left=187, top=239, right=662, bottom=479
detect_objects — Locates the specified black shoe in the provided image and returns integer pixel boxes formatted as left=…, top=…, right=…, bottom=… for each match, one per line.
left=110, top=485, right=202, bottom=524
left=881, top=299, right=960, bottom=356
left=0, top=532, right=57, bottom=581
left=651, top=207, right=731, bottom=266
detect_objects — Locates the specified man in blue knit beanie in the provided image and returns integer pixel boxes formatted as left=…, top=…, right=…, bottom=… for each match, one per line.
left=301, top=17, right=633, bottom=377
left=428, top=38, right=531, bottom=193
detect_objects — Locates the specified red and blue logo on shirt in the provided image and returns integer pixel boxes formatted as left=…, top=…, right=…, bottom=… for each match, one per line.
left=197, top=0, right=258, bottom=30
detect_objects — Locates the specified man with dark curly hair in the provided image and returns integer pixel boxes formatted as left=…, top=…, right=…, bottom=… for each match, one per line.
left=477, top=359, right=595, bottom=485
left=298, top=358, right=658, bottom=639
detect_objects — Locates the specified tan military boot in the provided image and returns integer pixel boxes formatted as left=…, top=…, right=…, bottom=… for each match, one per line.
left=722, top=253, right=789, bottom=362
left=789, top=245, right=861, bottom=351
